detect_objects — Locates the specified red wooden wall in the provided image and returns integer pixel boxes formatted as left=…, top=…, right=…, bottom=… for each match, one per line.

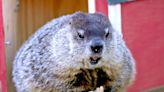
left=122, top=0, right=164, bottom=91
left=95, top=0, right=108, bottom=16
left=95, top=0, right=164, bottom=91
left=0, top=0, right=7, bottom=91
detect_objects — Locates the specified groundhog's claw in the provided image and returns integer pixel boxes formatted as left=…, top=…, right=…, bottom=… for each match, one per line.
left=89, top=86, right=104, bottom=92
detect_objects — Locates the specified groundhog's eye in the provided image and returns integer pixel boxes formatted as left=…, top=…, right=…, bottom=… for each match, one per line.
left=105, top=31, right=109, bottom=38
left=105, top=28, right=109, bottom=38
left=77, top=29, right=85, bottom=39
left=78, top=33, right=84, bottom=39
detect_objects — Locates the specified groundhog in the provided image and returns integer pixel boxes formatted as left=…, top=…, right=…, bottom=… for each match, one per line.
left=12, top=12, right=136, bottom=92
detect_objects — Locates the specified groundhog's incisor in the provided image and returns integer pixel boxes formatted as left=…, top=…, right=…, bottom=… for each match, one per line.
left=13, top=12, right=136, bottom=92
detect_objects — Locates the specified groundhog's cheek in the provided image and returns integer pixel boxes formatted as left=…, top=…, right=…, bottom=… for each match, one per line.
left=67, top=39, right=81, bottom=54
left=84, top=47, right=92, bottom=57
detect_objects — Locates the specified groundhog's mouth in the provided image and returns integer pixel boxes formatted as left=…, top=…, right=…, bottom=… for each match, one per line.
left=90, top=56, right=101, bottom=65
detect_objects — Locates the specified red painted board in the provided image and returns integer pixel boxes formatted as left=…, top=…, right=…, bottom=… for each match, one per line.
left=122, top=0, right=164, bottom=92
left=0, top=0, right=7, bottom=91
left=95, top=0, right=108, bottom=16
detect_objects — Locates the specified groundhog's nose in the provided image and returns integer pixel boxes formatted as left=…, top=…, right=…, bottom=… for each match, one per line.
left=91, top=41, right=103, bottom=54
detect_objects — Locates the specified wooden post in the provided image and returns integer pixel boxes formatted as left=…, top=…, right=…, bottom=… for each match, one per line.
left=0, top=0, right=8, bottom=92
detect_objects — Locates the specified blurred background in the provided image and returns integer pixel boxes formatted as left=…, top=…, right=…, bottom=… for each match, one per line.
left=0, top=0, right=164, bottom=92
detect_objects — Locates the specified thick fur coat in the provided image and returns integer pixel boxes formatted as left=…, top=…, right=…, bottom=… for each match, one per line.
left=13, top=12, right=136, bottom=92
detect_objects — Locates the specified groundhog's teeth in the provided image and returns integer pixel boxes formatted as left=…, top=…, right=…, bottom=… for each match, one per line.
left=90, top=60, right=98, bottom=65
left=90, top=57, right=101, bottom=61
left=92, top=57, right=98, bottom=60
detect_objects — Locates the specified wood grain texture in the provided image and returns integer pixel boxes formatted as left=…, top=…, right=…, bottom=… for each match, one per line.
left=18, top=0, right=88, bottom=46
left=2, top=0, right=18, bottom=92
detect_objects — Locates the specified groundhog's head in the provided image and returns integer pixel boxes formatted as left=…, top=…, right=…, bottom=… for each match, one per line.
left=52, top=12, right=119, bottom=69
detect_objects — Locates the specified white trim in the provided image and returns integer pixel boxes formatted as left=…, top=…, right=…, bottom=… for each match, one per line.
left=108, top=4, right=122, bottom=36
left=88, top=0, right=96, bottom=13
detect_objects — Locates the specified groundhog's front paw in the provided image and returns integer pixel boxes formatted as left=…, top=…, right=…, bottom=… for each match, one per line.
left=89, top=86, right=104, bottom=92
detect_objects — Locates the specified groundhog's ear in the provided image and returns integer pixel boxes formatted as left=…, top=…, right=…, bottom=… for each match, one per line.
left=72, top=11, right=87, bottom=20
left=69, top=12, right=87, bottom=26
